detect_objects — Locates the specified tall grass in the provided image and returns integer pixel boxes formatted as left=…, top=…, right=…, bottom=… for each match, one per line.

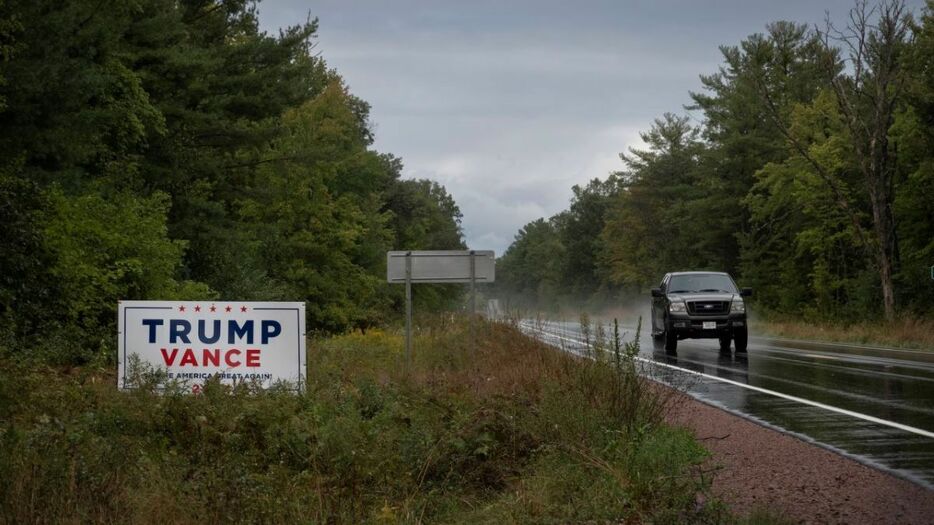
left=0, top=317, right=732, bottom=523
left=753, top=316, right=934, bottom=349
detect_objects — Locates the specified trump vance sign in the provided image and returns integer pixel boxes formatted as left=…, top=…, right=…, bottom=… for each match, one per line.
left=118, top=301, right=306, bottom=392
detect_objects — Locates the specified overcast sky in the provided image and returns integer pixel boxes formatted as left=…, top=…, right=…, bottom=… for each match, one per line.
left=257, top=0, right=925, bottom=255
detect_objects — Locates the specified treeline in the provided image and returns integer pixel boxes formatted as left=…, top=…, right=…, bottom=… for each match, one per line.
left=499, top=0, right=934, bottom=321
left=0, top=0, right=464, bottom=360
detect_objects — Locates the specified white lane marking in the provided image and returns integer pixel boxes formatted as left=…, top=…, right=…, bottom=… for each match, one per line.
left=802, top=353, right=844, bottom=361
left=750, top=334, right=933, bottom=354
left=518, top=321, right=934, bottom=440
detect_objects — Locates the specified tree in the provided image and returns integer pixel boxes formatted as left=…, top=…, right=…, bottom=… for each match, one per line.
left=689, top=22, right=827, bottom=277
left=755, top=0, right=914, bottom=320
left=600, top=114, right=706, bottom=289
left=497, top=218, right=565, bottom=304
left=892, top=0, right=934, bottom=313
left=383, top=177, right=468, bottom=313
left=558, top=178, right=618, bottom=298
left=745, top=91, right=871, bottom=316
left=498, top=0, right=933, bottom=321
left=385, top=178, right=466, bottom=253
left=124, top=0, right=327, bottom=297
left=238, top=85, right=393, bottom=331
left=0, top=0, right=468, bottom=358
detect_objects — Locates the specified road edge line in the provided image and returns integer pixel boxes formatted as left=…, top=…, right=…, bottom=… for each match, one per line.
left=519, top=321, right=934, bottom=439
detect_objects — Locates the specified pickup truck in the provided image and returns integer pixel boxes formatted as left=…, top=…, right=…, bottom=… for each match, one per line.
left=651, top=271, right=751, bottom=353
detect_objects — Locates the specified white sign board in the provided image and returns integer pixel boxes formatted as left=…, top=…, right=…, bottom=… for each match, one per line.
left=118, top=301, right=306, bottom=392
left=387, top=250, right=495, bottom=283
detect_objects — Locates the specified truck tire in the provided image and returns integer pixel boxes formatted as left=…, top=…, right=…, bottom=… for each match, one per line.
left=734, top=328, right=748, bottom=353
left=719, top=334, right=731, bottom=352
left=651, top=313, right=664, bottom=341
left=664, top=326, right=678, bottom=354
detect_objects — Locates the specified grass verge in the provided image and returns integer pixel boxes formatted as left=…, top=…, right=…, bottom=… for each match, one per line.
left=751, top=316, right=934, bottom=350
left=0, top=317, right=775, bottom=523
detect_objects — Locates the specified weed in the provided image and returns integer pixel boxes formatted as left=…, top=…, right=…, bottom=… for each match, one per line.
left=753, top=316, right=934, bottom=349
left=0, top=317, right=769, bottom=523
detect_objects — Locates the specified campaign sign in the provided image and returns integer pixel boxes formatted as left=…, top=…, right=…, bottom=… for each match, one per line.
left=118, top=301, right=306, bottom=392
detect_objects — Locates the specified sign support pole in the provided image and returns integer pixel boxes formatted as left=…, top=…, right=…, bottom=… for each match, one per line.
left=470, top=250, right=476, bottom=353
left=405, top=252, right=413, bottom=374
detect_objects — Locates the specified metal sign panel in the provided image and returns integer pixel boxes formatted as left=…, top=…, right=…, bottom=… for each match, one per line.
left=387, top=250, right=495, bottom=283
left=118, top=301, right=306, bottom=392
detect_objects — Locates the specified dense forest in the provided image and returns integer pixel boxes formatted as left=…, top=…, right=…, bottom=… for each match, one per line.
left=499, top=0, right=934, bottom=322
left=0, top=0, right=465, bottom=361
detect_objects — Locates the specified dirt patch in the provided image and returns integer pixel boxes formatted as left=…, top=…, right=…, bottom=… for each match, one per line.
left=667, top=392, right=934, bottom=524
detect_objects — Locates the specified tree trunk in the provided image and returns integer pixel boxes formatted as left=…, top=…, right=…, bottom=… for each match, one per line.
left=868, top=185, right=898, bottom=321
left=879, top=253, right=896, bottom=321
left=866, top=133, right=898, bottom=321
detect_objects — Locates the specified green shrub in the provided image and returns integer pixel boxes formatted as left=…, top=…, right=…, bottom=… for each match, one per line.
left=0, top=319, right=755, bottom=523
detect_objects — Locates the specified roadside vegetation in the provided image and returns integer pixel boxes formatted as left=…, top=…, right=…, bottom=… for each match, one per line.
left=0, top=0, right=466, bottom=361
left=497, top=0, right=934, bottom=333
left=0, top=317, right=791, bottom=524
left=752, top=316, right=934, bottom=350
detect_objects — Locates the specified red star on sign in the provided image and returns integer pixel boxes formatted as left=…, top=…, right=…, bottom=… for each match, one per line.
left=240, top=306, right=248, bottom=313
left=194, top=305, right=201, bottom=312
left=210, top=305, right=217, bottom=313
left=225, top=305, right=232, bottom=313
left=179, top=305, right=186, bottom=312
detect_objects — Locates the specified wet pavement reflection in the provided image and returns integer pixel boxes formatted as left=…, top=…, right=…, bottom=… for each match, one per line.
left=522, top=320, right=934, bottom=488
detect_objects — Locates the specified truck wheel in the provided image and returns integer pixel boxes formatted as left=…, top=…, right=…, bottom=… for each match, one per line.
left=734, top=328, right=748, bottom=353
left=664, top=327, right=678, bottom=354
left=651, top=313, right=664, bottom=340
left=719, top=334, right=731, bottom=352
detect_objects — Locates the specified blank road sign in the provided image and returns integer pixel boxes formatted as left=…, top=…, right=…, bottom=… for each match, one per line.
left=387, top=251, right=495, bottom=283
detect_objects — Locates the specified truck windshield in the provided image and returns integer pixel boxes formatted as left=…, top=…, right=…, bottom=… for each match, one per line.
left=668, top=274, right=737, bottom=294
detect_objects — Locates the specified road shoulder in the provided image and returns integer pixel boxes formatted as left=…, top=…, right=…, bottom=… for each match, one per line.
left=666, top=390, right=934, bottom=524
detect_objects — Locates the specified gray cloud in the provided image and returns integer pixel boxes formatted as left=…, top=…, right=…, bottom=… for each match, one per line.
left=257, top=0, right=924, bottom=254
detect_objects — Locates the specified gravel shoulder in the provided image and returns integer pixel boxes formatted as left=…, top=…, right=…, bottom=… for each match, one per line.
left=666, top=391, right=934, bottom=524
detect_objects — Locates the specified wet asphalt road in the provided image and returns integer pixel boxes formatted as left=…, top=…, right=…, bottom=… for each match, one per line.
left=518, top=319, right=934, bottom=489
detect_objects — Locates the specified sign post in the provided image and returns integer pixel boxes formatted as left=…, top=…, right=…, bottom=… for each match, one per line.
left=387, top=250, right=495, bottom=369
left=405, top=253, right=413, bottom=373
left=469, top=250, right=476, bottom=353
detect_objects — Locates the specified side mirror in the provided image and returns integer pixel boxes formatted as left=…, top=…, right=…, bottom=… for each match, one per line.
left=651, top=287, right=664, bottom=298
left=741, top=288, right=753, bottom=297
